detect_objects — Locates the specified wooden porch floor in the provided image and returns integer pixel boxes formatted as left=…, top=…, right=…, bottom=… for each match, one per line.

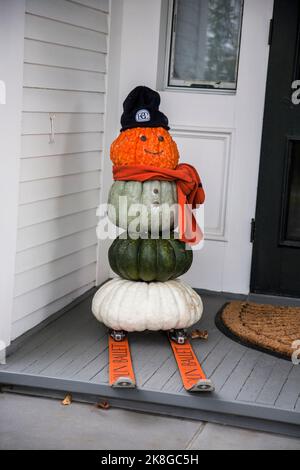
left=1, top=291, right=300, bottom=437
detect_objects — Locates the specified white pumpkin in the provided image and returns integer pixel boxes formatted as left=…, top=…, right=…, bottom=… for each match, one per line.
left=92, top=277, right=203, bottom=332
left=108, top=180, right=178, bottom=234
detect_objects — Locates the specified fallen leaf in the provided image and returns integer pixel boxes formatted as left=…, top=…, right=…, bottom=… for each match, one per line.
left=97, top=400, right=110, bottom=410
left=61, top=393, right=72, bottom=406
left=190, top=330, right=209, bottom=340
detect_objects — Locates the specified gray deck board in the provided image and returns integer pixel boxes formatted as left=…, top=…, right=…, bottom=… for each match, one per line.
left=143, top=354, right=175, bottom=390
left=257, top=361, right=294, bottom=406
left=275, top=367, right=300, bottom=410
left=132, top=334, right=170, bottom=386
left=1, top=292, right=300, bottom=437
left=237, top=354, right=277, bottom=403
left=217, top=349, right=262, bottom=400
left=22, top=316, right=93, bottom=375
left=162, top=367, right=182, bottom=393
left=203, top=336, right=236, bottom=379
left=73, top=346, right=108, bottom=382
left=209, top=342, right=247, bottom=393
left=3, top=300, right=90, bottom=372
left=40, top=324, right=105, bottom=377
left=61, top=337, right=107, bottom=379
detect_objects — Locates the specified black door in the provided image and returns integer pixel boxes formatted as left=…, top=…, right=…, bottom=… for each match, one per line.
left=251, top=0, right=300, bottom=297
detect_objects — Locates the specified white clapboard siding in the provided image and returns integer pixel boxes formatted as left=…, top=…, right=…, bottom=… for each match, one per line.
left=13, top=0, right=109, bottom=337
left=18, top=189, right=100, bottom=227
left=25, top=14, right=107, bottom=52
left=20, top=152, right=101, bottom=180
left=13, top=263, right=96, bottom=322
left=70, top=0, right=109, bottom=12
left=24, top=40, right=106, bottom=72
left=22, top=114, right=104, bottom=135
left=15, top=245, right=97, bottom=297
left=17, top=209, right=97, bottom=252
left=26, top=0, right=108, bottom=33
left=15, top=228, right=97, bottom=274
left=19, top=172, right=100, bottom=204
left=12, top=282, right=95, bottom=340
left=23, top=89, right=104, bottom=113
left=24, top=64, right=106, bottom=92
left=21, top=133, right=102, bottom=158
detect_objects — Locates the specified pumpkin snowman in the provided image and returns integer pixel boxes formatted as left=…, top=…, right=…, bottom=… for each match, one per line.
left=92, top=87, right=214, bottom=392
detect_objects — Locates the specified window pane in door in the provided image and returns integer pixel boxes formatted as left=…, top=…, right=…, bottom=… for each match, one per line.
left=286, top=141, right=300, bottom=242
left=169, top=0, right=244, bottom=90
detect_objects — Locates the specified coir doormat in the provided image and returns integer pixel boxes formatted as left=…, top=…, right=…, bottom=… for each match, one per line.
left=216, top=301, right=300, bottom=361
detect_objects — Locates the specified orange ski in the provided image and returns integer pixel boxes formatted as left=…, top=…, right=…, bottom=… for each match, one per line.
left=169, top=337, right=214, bottom=392
left=109, top=335, right=136, bottom=388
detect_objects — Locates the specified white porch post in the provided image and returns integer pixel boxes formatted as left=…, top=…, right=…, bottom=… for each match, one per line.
left=0, top=0, right=25, bottom=348
left=96, top=0, right=124, bottom=285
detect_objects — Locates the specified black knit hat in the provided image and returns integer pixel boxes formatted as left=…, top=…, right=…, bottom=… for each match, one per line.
left=120, top=86, right=169, bottom=131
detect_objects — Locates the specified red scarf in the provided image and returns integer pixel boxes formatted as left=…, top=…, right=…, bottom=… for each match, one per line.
left=113, top=164, right=205, bottom=245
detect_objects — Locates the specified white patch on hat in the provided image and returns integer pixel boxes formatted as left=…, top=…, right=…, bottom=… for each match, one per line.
left=135, top=109, right=150, bottom=123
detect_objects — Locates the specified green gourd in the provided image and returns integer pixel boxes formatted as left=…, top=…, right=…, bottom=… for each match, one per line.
left=108, top=236, right=193, bottom=282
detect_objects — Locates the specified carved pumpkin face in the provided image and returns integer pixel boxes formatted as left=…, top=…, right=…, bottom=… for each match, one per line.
left=110, top=127, right=179, bottom=169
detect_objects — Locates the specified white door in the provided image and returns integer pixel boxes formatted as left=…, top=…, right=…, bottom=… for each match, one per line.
left=103, top=0, right=274, bottom=294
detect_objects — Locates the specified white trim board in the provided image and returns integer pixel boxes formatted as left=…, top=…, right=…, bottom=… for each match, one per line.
left=96, top=0, right=124, bottom=286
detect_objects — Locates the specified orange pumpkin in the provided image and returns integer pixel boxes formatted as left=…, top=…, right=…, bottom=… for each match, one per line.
left=110, top=127, right=179, bottom=169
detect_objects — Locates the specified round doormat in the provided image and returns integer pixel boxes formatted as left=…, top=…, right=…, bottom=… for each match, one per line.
left=216, top=301, right=300, bottom=360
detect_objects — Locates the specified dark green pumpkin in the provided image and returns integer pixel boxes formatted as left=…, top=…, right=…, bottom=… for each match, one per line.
left=108, top=236, right=193, bottom=282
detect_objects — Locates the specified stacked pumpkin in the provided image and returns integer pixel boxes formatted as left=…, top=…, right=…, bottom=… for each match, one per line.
left=92, top=87, right=204, bottom=333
